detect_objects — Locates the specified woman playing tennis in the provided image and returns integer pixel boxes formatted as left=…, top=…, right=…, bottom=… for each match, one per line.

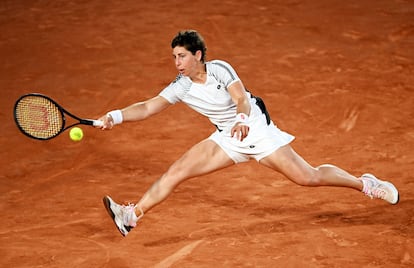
left=98, top=30, right=399, bottom=236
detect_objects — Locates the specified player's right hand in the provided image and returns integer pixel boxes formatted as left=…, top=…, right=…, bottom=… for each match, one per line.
left=97, top=114, right=114, bottom=130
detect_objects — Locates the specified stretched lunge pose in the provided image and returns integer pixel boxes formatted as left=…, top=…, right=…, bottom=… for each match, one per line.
left=98, top=30, right=399, bottom=236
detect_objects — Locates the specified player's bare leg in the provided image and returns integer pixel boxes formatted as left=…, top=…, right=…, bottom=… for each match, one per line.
left=103, top=139, right=234, bottom=236
left=135, top=139, right=234, bottom=214
left=259, top=144, right=398, bottom=204
left=259, top=144, right=362, bottom=189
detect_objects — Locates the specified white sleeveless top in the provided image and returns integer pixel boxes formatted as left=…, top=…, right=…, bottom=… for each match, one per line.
left=159, top=60, right=257, bottom=130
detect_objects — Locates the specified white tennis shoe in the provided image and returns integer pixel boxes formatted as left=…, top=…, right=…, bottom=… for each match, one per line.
left=360, top=173, right=399, bottom=204
left=103, top=196, right=144, bottom=236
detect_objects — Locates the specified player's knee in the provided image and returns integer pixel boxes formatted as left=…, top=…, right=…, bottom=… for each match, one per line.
left=161, top=166, right=188, bottom=189
left=293, top=169, right=322, bottom=187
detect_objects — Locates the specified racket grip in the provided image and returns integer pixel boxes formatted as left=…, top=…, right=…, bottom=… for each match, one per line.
left=92, top=120, right=104, bottom=127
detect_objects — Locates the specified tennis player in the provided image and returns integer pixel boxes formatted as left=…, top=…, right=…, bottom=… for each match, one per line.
left=98, top=30, right=399, bottom=236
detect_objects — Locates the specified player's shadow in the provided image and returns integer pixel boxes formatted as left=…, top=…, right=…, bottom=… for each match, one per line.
left=143, top=198, right=412, bottom=247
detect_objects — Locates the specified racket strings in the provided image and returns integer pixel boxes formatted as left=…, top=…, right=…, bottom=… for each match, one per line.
left=15, top=96, right=64, bottom=139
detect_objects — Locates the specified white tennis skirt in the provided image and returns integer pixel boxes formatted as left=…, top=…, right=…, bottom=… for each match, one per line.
left=208, top=104, right=295, bottom=163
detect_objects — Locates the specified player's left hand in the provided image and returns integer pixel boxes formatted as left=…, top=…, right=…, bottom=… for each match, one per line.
left=231, top=123, right=250, bottom=141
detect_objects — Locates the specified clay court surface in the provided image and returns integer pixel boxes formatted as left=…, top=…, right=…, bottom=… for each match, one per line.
left=1, top=0, right=414, bottom=267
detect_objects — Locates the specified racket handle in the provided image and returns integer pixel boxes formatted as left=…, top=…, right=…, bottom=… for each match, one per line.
left=92, top=120, right=104, bottom=127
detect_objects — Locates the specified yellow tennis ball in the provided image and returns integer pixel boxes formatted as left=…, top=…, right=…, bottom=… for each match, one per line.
left=69, top=127, right=83, bottom=141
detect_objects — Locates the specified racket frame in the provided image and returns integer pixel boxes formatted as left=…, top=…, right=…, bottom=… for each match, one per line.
left=14, top=93, right=101, bottom=140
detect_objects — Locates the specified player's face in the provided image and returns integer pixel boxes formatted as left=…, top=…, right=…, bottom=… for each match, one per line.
left=172, top=46, right=200, bottom=77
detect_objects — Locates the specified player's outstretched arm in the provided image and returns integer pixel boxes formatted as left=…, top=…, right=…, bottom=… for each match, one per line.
left=98, top=96, right=171, bottom=130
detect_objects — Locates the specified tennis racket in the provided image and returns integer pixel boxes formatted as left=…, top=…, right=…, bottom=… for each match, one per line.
left=14, top=93, right=103, bottom=140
